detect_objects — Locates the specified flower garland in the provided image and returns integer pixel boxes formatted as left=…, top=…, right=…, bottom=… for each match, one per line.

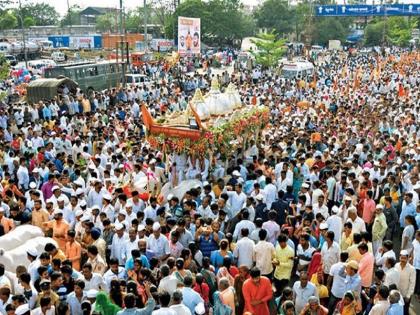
left=146, top=107, right=270, bottom=158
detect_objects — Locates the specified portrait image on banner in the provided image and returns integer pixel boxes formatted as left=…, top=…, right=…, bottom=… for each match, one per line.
left=178, top=17, right=201, bottom=54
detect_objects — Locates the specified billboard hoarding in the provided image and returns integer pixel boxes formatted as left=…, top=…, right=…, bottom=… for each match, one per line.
left=315, top=4, right=420, bottom=17
left=178, top=17, right=201, bottom=55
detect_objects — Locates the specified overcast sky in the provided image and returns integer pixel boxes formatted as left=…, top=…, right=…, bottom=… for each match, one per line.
left=15, top=0, right=420, bottom=16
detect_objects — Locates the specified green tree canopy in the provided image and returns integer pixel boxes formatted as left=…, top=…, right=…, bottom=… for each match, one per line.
left=96, top=13, right=118, bottom=33
left=364, top=17, right=416, bottom=47
left=250, top=32, right=286, bottom=69
left=309, top=18, right=347, bottom=45
left=254, top=0, right=294, bottom=36
left=165, top=0, right=255, bottom=45
left=16, top=2, right=59, bottom=26
left=0, top=11, right=17, bottom=30
left=60, top=5, right=82, bottom=27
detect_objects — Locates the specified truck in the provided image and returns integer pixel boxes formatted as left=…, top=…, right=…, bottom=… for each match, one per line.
left=328, top=40, right=342, bottom=51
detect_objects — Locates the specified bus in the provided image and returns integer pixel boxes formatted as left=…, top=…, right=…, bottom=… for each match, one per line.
left=44, top=61, right=125, bottom=93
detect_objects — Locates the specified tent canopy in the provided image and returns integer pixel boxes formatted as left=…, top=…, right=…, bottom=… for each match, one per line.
left=26, top=77, right=78, bottom=104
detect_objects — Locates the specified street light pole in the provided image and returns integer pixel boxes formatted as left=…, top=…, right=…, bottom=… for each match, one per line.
left=144, top=0, right=148, bottom=51
left=18, top=0, right=28, bottom=69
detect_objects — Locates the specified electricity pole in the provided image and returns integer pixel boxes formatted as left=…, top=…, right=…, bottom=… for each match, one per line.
left=144, top=0, right=148, bottom=51
left=18, top=0, right=28, bottom=68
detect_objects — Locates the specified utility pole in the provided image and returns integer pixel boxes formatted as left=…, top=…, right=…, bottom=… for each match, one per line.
left=18, top=0, right=28, bottom=68
left=144, top=0, right=148, bottom=51
left=120, top=0, right=126, bottom=87
left=66, top=0, right=72, bottom=32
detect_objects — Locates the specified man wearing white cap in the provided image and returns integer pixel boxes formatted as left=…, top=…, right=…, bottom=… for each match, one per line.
left=111, top=222, right=128, bottom=265
left=326, top=206, right=343, bottom=243
left=49, top=185, right=69, bottom=207
left=372, top=204, right=388, bottom=255
left=300, top=183, right=311, bottom=206
left=147, top=222, right=170, bottom=262
left=87, top=180, right=106, bottom=208
left=27, top=248, right=40, bottom=283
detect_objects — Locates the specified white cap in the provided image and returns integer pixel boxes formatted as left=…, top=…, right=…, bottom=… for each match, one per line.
left=118, top=164, right=125, bottom=169
left=232, top=170, right=241, bottom=177
left=237, top=178, right=244, bottom=184
left=125, top=200, right=133, bottom=208
left=152, top=222, right=161, bottom=231
left=302, top=183, right=310, bottom=189
left=118, top=210, right=127, bottom=217
left=255, top=194, right=264, bottom=201
left=149, top=159, right=156, bottom=164
left=73, top=179, right=84, bottom=187
left=103, top=193, right=112, bottom=201
left=52, top=185, right=60, bottom=191
left=75, top=209, right=84, bottom=217
left=81, top=214, right=91, bottom=222
left=320, top=222, right=328, bottom=230
left=86, top=289, right=98, bottom=298
left=32, top=168, right=39, bottom=173
left=53, top=209, right=63, bottom=216
left=79, top=200, right=87, bottom=207
left=137, top=224, right=146, bottom=232
left=15, top=304, right=29, bottom=315
left=76, top=188, right=84, bottom=195
left=331, top=206, right=339, bottom=214
left=167, top=194, right=174, bottom=201
left=46, top=198, right=53, bottom=204
left=91, top=205, right=100, bottom=211
left=344, top=196, right=352, bottom=201
left=29, top=182, right=37, bottom=189
left=57, top=196, right=66, bottom=202
left=376, top=204, right=384, bottom=209
left=115, top=222, right=124, bottom=230
left=400, top=250, right=409, bottom=256
left=27, top=248, right=38, bottom=257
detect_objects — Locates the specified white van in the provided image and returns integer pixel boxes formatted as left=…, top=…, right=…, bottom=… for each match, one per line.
left=125, top=74, right=151, bottom=87
left=281, top=61, right=314, bottom=80
left=51, top=51, right=65, bottom=62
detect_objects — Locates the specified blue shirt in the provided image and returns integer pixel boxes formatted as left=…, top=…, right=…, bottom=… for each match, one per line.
left=399, top=202, right=416, bottom=227
left=387, top=303, right=403, bottom=315
left=345, top=273, right=362, bottom=293
left=181, top=287, right=204, bottom=314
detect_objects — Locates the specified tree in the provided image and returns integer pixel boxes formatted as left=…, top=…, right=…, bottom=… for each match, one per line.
left=23, top=16, right=34, bottom=28
left=254, top=0, right=294, bottom=36
left=96, top=13, right=117, bottom=33
left=309, top=18, right=347, bottom=45
left=0, top=55, right=9, bottom=101
left=60, top=5, right=82, bottom=27
left=364, top=17, right=416, bottom=47
left=17, top=2, right=59, bottom=26
left=165, top=0, right=254, bottom=45
left=251, top=32, right=286, bottom=69
left=0, top=11, right=17, bottom=30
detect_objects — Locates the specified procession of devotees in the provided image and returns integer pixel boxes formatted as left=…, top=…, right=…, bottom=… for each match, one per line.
left=0, top=47, right=418, bottom=315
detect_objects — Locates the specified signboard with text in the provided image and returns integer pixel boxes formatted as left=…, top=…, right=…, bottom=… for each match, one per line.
left=178, top=17, right=201, bottom=55
left=315, top=4, right=420, bottom=16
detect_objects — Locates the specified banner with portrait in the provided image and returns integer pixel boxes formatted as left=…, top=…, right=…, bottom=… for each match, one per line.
left=178, top=17, right=201, bottom=55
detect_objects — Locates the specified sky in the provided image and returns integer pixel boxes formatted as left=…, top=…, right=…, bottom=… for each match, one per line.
left=15, top=0, right=420, bottom=16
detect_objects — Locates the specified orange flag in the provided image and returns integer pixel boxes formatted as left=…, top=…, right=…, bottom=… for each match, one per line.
left=398, top=84, right=405, bottom=98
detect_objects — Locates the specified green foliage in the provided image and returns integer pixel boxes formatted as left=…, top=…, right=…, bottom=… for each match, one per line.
left=254, top=0, right=294, bottom=36
left=309, top=18, right=347, bottom=45
left=16, top=2, right=59, bottom=26
left=60, top=5, right=82, bottom=27
left=0, top=55, right=9, bottom=101
left=0, top=11, right=17, bottom=30
left=250, top=32, right=286, bottom=69
left=23, top=16, right=34, bottom=28
left=96, top=13, right=118, bottom=33
left=364, top=17, right=416, bottom=47
left=165, top=0, right=255, bottom=45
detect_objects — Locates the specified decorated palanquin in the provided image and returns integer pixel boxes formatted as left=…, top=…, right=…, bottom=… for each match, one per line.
left=142, top=78, right=270, bottom=158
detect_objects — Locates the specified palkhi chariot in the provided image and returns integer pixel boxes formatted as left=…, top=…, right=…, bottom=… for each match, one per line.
left=141, top=78, right=246, bottom=140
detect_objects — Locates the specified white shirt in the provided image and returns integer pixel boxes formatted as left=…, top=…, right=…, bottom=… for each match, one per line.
left=329, top=261, right=347, bottom=298
left=347, top=217, right=367, bottom=234
left=169, top=304, right=192, bottom=315
left=313, top=203, right=329, bottom=219
left=233, top=236, right=255, bottom=268
left=158, top=275, right=179, bottom=295
left=152, top=307, right=177, bottom=315
left=384, top=267, right=400, bottom=288
left=321, top=241, right=340, bottom=274
left=254, top=240, right=275, bottom=275
left=87, top=189, right=105, bottom=208
left=111, top=233, right=129, bottom=265
left=124, top=238, right=139, bottom=261
left=82, top=273, right=105, bottom=291
left=263, top=183, right=277, bottom=209
left=233, top=220, right=256, bottom=241
left=326, top=215, right=343, bottom=243
left=262, top=220, right=280, bottom=245
left=103, top=267, right=126, bottom=292
left=413, top=239, right=420, bottom=269
left=395, top=262, right=416, bottom=298
left=147, top=234, right=170, bottom=258
left=226, top=191, right=247, bottom=218
left=31, top=306, right=55, bottom=315
left=375, top=250, right=396, bottom=271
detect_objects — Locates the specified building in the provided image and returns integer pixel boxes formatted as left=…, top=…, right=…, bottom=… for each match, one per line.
left=79, top=7, right=119, bottom=25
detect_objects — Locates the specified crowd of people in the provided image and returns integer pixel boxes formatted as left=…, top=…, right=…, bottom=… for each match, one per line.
left=0, top=47, right=418, bottom=315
